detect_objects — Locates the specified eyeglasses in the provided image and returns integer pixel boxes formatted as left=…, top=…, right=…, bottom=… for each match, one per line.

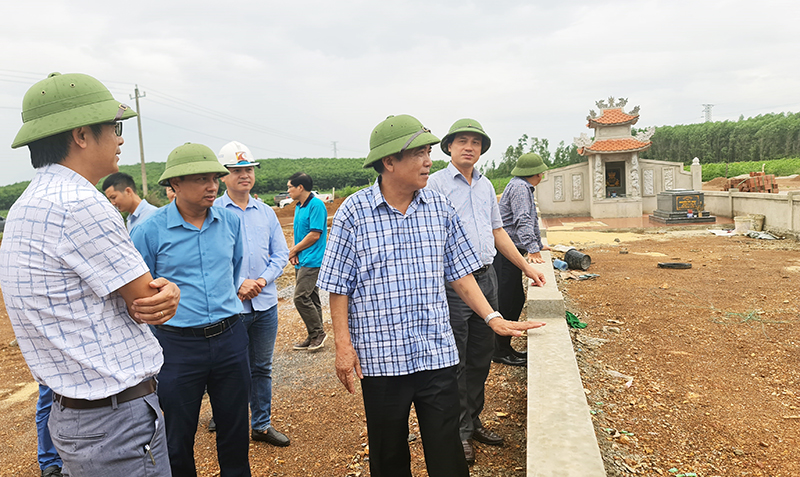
left=110, top=121, right=122, bottom=137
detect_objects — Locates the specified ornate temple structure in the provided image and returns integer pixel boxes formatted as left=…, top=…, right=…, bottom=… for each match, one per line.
left=535, top=97, right=700, bottom=218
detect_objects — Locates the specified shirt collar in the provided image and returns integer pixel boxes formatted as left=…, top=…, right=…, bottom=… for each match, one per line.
left=298, top=193, right=315, bottom=208
left=446, top=161, right=481, bottom=184
left=166, top=200, right=220, bottom=230
left=512, top=175, right=535, bottom=191
left=219, top=191, right=258, bottom=210
left=369, top=176, right=428, bottom=211
left=44, top=163, right=95, bottom=189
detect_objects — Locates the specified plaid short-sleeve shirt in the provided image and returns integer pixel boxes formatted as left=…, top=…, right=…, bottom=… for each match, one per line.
left=0, top=164, right=162, bottom=400
left=317, top=179, right=481, bottom=376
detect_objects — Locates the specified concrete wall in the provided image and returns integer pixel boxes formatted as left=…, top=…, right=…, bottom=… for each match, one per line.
left=536, top=162, right=591, bottom=216
left=704, top=190, right=800, bottom=234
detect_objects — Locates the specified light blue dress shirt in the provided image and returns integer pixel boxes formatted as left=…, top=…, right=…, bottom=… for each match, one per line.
left=214, top=192, right=289, bottom=313
left=127, top=199, right=158, bottom=231
left=130, top=201, right=244, bottom=328
left=427, top=162, right=503, bottom=266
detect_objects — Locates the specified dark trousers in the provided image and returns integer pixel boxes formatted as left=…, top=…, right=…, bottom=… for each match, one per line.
left=361, top=366, right=469, bottom=477
left=445, top=267, right=498, bottom=440
left=155, top=319, right=252, bottom=477
left=492, top=248, right=527, bottom=355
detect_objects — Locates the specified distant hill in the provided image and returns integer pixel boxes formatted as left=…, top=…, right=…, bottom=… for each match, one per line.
left=0, top=157, right=449, bottom=209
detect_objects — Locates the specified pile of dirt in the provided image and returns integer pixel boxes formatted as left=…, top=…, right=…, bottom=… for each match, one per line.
left=274, top=196, right=347, bottom=227
left=702, top=176, right=729, bottom=190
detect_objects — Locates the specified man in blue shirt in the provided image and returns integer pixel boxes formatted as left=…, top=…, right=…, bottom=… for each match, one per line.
left=318, top=114, right=545, bottom=477
left=131, top=143, right=252, bottom=477
left=287, top=172, right=328, bottom=351
left=427, top=119, right=546, bottom=465
left=215, top=140, right=291, bottom=447
left=102, top=172, right=157, bottom=230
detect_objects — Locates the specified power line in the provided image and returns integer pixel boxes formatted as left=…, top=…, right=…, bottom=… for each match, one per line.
left=143, top=117, right=299, bottom=157
left=0, top=72, right=364, bottom=155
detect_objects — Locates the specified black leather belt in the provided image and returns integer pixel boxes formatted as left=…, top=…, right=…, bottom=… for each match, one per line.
left=54, top=378, right=156, bottom=410
left=473, top=265, right=491, bottom=276
left=156, top=314, right=240, bottom=338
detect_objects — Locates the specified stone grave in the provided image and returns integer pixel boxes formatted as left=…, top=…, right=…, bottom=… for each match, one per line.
left=649, top=189, right=716, bottom=224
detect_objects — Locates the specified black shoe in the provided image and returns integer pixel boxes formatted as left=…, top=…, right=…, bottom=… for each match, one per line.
left=42, top=466, right=63, bottom=477
left=461, top=440, right=475, bottom=465
left=252, top=426, right=291, bottom=446
left=472, top=427, right=504, bottom=446
left=208, top=416, right=216, bottom=432
left=512, top=349, right=527, bottom=360
left=493, top=353, right=527, bottom=367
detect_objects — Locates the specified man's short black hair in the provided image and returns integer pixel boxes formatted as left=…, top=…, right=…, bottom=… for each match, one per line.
left=102, top=172, right=137, bottom=193
left=27, top=124, right=105, bottom=169
left=288, top=172, right=313, bottom=191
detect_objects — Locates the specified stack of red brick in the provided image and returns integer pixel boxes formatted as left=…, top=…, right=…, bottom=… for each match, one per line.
left=723, top=172, right=779, bottom=193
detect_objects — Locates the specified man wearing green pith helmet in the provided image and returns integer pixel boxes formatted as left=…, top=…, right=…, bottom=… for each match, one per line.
left=0, top=72, right=181, bottom=477
left=317, top=114, right=545, bottom=476
left=130, top=143, right=252, bottom=476
left=427, top=119, right=546, bottom=465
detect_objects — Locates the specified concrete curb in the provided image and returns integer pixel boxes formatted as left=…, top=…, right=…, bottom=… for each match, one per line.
left=525, top=240, right=605, bottom=476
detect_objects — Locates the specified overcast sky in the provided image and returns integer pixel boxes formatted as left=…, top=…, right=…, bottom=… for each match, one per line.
left=2, top=0, right=799, bottom=187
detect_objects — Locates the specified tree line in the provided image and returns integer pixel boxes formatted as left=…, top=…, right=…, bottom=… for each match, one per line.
left=481, top=135, right=583, bottom=180
left=638, top=112, right=800, bottom=165
left=0, top=158, right=449, bottom=210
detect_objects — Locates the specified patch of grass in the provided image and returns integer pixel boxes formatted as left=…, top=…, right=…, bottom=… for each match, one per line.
left=688, top=157, right=800, bottom=181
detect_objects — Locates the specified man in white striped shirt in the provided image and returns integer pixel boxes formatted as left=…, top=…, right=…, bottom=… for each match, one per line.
left=0, top=72, right=180, bottom=477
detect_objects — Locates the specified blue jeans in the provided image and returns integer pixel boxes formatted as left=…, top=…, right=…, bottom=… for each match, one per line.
left=36, top=385, right=62, bottom=470
left=241, top=305, right=278, bottom=431
left=155, top=319, right=251, bottom=477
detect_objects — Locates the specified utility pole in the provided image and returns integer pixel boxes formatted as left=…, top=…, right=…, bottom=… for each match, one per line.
left=131, top=85, right=148, bottom=195
left=332, top=141, right=338, bottom=159
left=702, top=104, right=714, bottom=123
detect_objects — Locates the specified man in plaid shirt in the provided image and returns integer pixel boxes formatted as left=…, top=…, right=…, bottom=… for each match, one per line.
left=317, top=115, right=545, bottom=477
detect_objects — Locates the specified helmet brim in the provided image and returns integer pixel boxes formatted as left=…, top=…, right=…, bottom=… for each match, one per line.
left=440, top=127, right=491, bottom=156
left=511, top=163, right=548, bottom=177
left=12, top=99, right=137, bottom=149
left=158, top=159, right=230, bottom=186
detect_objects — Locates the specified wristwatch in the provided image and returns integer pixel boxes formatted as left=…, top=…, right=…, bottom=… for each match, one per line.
left=484, top=311, right=502, bottom=324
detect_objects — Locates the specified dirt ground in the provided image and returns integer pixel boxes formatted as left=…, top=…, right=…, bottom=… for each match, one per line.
left=1, top=203, right=799, bottom=476
left=0, top=204, right=528, bottom=477
left=554, top=231, right=800, bottom=477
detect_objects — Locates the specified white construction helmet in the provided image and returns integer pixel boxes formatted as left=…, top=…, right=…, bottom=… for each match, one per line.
left=218, top=140, right=260, bottom=168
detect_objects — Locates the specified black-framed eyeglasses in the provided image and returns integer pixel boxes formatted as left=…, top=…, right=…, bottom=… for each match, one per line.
left=110, top=121, right=122, bottom=137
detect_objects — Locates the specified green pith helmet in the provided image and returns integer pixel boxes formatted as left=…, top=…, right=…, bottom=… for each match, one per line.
left=158, top=143, right=230, bottom=186
left=440, top=118, right=491, bottom=156
left=363, top=114, right=440, bottom=168
left=512, top=152, right=549, bottom=177
left=12, top=72, right=137, bottom=149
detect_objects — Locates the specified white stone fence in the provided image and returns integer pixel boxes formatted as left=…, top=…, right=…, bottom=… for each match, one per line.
left=703, top=190, right=800, bottom=236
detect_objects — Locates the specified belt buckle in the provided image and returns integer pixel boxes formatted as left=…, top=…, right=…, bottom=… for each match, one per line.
left=203, top=320, right=225, bottom=338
